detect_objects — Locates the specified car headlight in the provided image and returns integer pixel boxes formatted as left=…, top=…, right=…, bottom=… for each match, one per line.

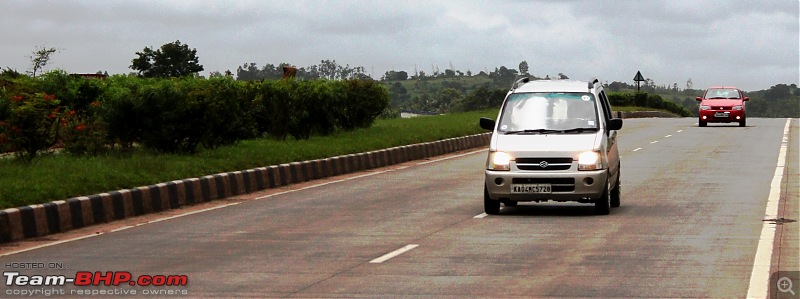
left=487, top=151, right=511, bottom=171
left=733, top=105, right=743, bottom=110
left=700, top=105, right=710, bottom=110
left=578, top=151, right=604, bottom=171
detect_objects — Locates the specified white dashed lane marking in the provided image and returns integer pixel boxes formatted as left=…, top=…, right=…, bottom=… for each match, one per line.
left=370, top=244, right=419, bottom=264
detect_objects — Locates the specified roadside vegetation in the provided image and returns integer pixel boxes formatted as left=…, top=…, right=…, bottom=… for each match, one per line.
left=0, top=70, right=389, bottom=159
left=0, top=108, right=495, bottom=209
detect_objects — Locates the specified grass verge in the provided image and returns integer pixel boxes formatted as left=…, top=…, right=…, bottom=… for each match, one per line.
left=0, top=109, right=498, bottom=209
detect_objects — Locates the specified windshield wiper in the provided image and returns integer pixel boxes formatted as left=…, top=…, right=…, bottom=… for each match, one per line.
left=561, top=127, right=598, bottom=133
left=708, top=97, right=726, bottom=99
left=504, top=129, right=562, bottom=135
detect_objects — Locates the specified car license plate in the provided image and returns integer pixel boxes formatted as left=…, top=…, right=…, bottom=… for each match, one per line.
left=511, top=184, right=552, bottom=194
left=714, top=112, right=729, bottom=118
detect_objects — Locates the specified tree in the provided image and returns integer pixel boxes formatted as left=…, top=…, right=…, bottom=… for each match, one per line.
left=686, top=78, right=693, bottom=90
left=130, top=40, right=204, bottom=78
left=558, top=73, right=569, bottom=80
left=28, top=45, right=58, bottom=77
left=382, top=70, right=408, bottom=81
left=519, top=61, right=529, bottom=75
left=236, top=62, right=263, bottom=81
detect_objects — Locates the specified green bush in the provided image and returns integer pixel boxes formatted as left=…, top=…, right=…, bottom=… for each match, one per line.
left=608, top=91, right=692, bottom=117
left=137, top=78, right=216, bottom=153
left=193, top=77, right=257, bottom=149
left=98, top=75, right=150, bottom=151
left=251, top=79, right=389, bottom=140
left=290, top=80, right=335, bottom=139
left=607, top=92, right=632, bottom=107
left=337, top=79, right=390, bottom=130
left=2, top=72, right=391, bottom=154
left=252, top=79, right=296, bottom=140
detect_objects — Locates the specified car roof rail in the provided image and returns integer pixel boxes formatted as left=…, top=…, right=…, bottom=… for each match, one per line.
left=511, top=77, right=530, bottom=90
left=588, top=78, right=599, bottom=89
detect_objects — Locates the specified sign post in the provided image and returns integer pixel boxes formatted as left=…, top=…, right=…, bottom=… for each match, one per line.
left=633, top=71, right=645, bottom=91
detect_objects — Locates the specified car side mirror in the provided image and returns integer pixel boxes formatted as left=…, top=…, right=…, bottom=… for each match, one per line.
left=695, top=97, right=702, bottom=101
left=479, top=117, right=495, bottom=131
left=743, top=97, right=749, bottom=101
left=608, top=118, right=623, bottom=131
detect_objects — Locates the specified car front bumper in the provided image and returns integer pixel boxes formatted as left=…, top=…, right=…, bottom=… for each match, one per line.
left=699, top=109, right=745, bottom=122
left=485, top=169, right=608, bottom=203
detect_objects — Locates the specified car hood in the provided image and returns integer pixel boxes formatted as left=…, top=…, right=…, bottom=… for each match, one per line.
left=701, top=99, right=744, bottom=106
left=492, top=132, right=600, bottom=155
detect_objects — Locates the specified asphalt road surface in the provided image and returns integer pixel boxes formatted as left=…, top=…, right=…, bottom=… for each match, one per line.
left=0, top=118, right=797, bottom=298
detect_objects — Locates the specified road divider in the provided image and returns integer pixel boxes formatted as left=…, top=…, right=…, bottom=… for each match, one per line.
left=0, top=133, right=492, bottom=243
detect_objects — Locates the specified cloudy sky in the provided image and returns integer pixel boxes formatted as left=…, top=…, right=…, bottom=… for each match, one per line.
left=1, top=0, right=797, bottom=91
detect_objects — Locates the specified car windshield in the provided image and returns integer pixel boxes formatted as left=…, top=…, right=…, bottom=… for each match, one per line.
left=705, top=88, right=740, bottom=99
left=497, top=92, right=599, bottom=133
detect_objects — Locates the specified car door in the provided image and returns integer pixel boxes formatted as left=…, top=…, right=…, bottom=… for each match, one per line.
left=598, top=90, right=620, bottom=182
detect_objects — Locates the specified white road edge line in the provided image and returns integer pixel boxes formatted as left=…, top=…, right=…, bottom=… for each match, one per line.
left=0, top=234, right=99, bottom=257
left=746, top=118, right=791, bottom=299
left=146, top=202, right=240, bottom=224
left=474, top=213, right=488, bottom=219
left=370, top=244, right=419, bottom=264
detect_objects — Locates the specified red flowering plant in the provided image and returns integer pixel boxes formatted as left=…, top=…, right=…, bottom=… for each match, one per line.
left=0, top=92, right=63, bottom=162
left=60, top=100, right=108, bottom=156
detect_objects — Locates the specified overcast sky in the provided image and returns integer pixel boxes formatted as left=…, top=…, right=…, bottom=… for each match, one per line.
left=1, top=0, right=797, bottom=91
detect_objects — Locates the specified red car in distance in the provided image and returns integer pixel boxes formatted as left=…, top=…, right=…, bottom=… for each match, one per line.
left=696, top=86, right=749, bottom=127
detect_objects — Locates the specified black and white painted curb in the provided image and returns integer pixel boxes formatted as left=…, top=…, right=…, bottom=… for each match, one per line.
left=0, top=133, right=491, bottom=243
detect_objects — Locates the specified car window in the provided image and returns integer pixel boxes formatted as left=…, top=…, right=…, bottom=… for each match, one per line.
left=706, top=88, right=740, bottom=99
left=598, top=90, right=613, bottom=122
left=497, top=92, right=598, bottom=132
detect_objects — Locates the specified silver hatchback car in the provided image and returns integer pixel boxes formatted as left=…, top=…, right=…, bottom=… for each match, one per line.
left=479, top=78, right=623, bottom=215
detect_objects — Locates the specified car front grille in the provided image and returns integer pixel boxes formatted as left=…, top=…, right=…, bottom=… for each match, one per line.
left=515, top=158, right=573, bottom=171
left=713, top=106, right=729, bottom=110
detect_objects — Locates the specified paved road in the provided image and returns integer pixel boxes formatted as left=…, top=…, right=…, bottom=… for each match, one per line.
left=0, top=118, right=797, bottom=298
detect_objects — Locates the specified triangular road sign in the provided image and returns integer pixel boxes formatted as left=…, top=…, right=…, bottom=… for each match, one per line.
left=633, top=71, right=645, bottom=82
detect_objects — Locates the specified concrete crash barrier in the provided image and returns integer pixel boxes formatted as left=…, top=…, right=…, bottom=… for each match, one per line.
left=617, top=111, right=678, bottom=118
left=0, top=133, right=492, bottom=243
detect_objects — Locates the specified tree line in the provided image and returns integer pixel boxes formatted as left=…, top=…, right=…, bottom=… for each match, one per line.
left=8, top=41, right=798, bottom=118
